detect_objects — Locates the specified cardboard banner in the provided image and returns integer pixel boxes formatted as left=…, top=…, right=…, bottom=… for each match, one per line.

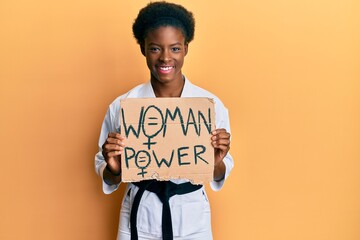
left=120, top=97, right=215, bottom=184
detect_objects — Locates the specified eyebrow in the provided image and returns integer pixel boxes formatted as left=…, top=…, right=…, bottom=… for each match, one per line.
left=148, top=42, right=183, bottom=46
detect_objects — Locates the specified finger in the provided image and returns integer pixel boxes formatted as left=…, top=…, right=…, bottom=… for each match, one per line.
left=102, top=135, right=126, bottom=150
left=211, top=132, right=230, bottom=142
left=211, top=128, right=227, bottom=135
left=212, top=136, right=231, bottom=148
left=212, top=142, right=230, bottom=151
left=218, top=131, right=231, bottom=139
left=211, top=129, right=230, bottom=137
left=102, top=145, right=124, bottom=159
left=106, top=138, right=126, bottom=147
left=103, top=143, right=123, bottom=152
left=102, top=150, right=122, bottom=162
left=104, top=150, right=123, bottom=158
left=213, top=138, right=231, bottom=146
left=213, top=143, right=230, bottom=152
left=108, top=132, right=125, bottom=140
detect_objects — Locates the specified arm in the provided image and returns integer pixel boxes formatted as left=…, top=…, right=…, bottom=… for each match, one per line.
left=95, top=106, right=124, bottom=194
left=209, top=102, right=234, bottom=191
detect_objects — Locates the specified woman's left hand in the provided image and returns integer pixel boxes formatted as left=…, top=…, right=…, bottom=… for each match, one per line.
left=211, top=128, right=231, bottom=164
left=211, top=128, right=230, bottom=181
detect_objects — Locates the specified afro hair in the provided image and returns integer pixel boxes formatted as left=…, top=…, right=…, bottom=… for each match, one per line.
left=132, top=1, right=195, bottom=46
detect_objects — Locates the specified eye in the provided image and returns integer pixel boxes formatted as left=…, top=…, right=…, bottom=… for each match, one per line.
left=149, top=47, right=160, bottom=52
left=172, top=47, right=181, bottom=52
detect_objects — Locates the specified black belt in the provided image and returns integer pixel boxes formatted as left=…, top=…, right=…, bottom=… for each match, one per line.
left=130, top=180, right=203, bottom=240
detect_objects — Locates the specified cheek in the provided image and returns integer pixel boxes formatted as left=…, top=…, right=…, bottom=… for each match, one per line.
left=176, top=56, right=185, bottom=68
left=146, top=57, right=155, bottom=69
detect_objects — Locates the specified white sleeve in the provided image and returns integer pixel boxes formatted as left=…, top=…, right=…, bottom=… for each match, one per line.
left=94, top=107, right=120, bottom=194
left=210, top=107, right=234, bottom=191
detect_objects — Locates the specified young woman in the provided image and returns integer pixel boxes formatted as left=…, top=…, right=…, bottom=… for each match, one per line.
left=95, top=2, right=234, bottom=239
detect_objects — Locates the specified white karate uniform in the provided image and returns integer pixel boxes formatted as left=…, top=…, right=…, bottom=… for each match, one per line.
left=95, top=77, right=234, bottom=239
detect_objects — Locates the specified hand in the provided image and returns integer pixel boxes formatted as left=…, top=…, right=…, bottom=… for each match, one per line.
left=211, top=128, right=231, bottom=165
left=102, top=132, right=125, bottom=176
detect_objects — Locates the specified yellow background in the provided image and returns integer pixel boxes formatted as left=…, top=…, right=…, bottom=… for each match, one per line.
left=1, top=0, right=359, bottom=239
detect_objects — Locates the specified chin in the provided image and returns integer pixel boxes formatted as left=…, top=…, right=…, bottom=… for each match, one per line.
left=158, top=78, right=174, bottom=84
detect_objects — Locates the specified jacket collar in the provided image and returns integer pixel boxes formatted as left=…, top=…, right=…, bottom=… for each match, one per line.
left=144, top=76, right=192, bottom=98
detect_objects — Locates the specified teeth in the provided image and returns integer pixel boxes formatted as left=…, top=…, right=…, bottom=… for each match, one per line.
left=159, top=66, right=173, bottom=70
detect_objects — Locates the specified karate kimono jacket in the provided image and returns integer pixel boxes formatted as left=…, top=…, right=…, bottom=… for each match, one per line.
left=95, top=77, right=234, bottom=240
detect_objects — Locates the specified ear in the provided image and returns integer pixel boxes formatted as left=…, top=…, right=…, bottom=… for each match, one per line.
left=184, top=43, right=188, bottom=56
left=140, top=44, right=145, bottom=56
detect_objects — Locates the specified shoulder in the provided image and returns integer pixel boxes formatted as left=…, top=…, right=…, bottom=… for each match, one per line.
left=107, top=82, right=150, bottom=115
left=183, top=78, right=230, bottom=128
left=184, top=78, right=228, bottom=113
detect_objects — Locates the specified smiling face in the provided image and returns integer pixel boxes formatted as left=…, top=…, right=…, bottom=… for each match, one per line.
left=143, top=26, right=188, bottom=93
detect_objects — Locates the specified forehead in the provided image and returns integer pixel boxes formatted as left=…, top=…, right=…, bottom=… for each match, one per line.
left=145, top=26, right=186, bottom=44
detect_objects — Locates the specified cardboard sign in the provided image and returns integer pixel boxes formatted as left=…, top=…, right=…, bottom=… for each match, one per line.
left=120, top=97, right=215, bottom=184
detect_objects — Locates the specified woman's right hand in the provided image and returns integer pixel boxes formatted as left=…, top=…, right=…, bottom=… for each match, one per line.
left=102, top=132, right=125, bottom=178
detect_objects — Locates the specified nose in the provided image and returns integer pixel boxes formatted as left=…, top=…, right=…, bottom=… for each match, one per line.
left=159, top=49, right=170, bottom=62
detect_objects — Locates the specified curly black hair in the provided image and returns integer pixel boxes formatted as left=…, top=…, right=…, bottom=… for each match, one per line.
left=132, top=1, right=195, bottom=46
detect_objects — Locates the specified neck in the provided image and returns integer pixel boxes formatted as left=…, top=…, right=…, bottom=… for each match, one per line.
left=151, top=76, right=185, bottom=98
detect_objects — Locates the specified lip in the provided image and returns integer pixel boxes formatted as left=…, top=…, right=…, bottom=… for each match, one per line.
left=156, top=65, right=174, bottom=74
